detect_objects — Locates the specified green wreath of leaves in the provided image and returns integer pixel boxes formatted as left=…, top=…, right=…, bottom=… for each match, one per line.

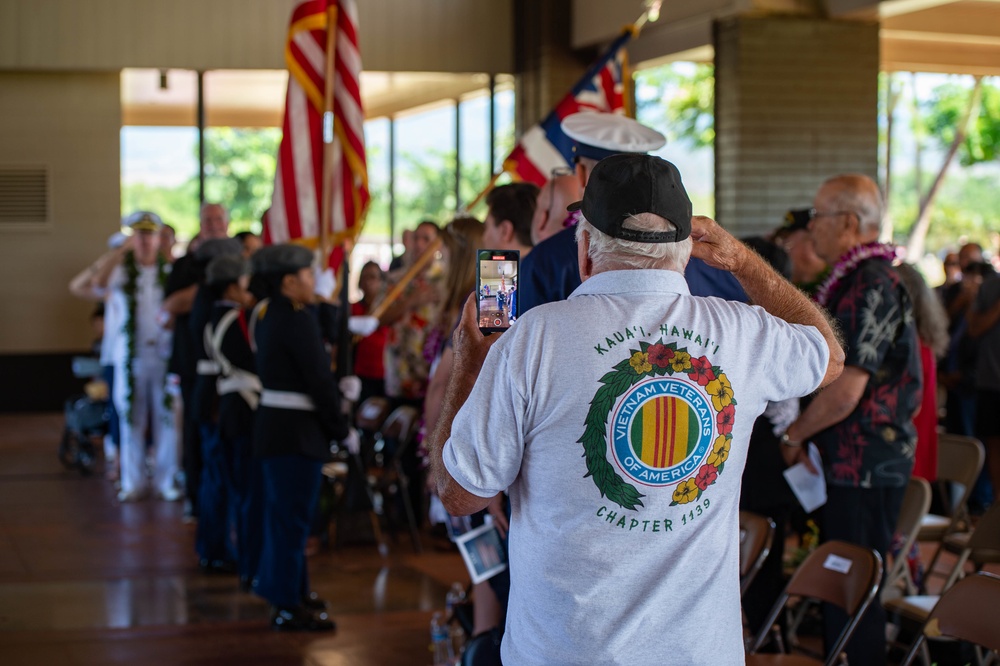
left=578, top=339, right=734, bottom=511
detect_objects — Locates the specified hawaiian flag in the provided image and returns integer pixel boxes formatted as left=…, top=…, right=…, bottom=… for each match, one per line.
left=264, top=0, right=369, bottom=272
left=502, top=29, right=633, bottom=187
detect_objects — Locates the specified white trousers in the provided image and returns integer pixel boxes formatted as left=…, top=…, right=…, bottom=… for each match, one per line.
left=113, top=354, right=178, bottom=495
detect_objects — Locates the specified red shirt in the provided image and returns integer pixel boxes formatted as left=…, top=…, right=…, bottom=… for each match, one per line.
left=351, top=301, right=388, bottom=380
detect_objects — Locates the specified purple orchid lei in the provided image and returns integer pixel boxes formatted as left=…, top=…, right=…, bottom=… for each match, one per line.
left=814, top=241, right=898, bottom=307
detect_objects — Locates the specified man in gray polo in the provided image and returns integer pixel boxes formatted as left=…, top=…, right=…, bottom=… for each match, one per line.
left=429, top=154, right=843, bottom=665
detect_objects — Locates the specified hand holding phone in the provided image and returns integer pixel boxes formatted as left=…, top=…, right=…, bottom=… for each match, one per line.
left=476, top=249, right=520, bottom=335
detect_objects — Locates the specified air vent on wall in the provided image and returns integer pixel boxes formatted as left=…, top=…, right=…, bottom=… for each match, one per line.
left=0, top=166, right=50, bottom=229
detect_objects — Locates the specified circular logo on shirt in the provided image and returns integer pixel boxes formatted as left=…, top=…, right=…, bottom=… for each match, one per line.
left=610, top=379, right=714, bottom=488
left=579, top=339, right=738, bottom=511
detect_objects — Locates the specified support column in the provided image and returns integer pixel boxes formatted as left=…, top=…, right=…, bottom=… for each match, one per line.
left=513, top=0, right=589, bottom=132
left=714, top=16, right=880, bottom=236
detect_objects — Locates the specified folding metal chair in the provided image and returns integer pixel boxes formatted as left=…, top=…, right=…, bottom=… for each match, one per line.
left=918, top=434, right=984, bottom=592
left=882, top=477, right=933, bottom=602
left=740, top=510, right=776, bottom=596
left=325, top=396, right=394, bottom=549
left=746, top=541, right=883, bottom=666
left=368, top=405, right=423, bottom=552
left=900, top=573, right=1000, bottom=666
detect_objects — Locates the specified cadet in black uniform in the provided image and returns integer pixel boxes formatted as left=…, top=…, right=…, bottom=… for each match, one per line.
left=252, top=244, right=349, bottom=631
left=205, top=254, right=262, bottom=592
left=190, top=239, right=244, bottom=573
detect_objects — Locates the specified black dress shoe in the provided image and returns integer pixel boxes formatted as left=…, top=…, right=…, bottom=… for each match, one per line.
left=270, top=606, right=336, bottom=632
left=302, top=591, right=327, bottom=611
left=199, top=559, right=238, bottom=575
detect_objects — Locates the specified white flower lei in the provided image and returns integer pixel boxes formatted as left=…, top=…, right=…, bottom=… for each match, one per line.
left=814, top=241, right=898, bottom=307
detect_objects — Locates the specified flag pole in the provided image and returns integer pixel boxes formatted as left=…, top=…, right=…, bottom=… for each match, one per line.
left=368, top=236, right=443, bottom=321
left=320, top=2, right=339, bottom=268
left=463, top=171, right=501, bottom=216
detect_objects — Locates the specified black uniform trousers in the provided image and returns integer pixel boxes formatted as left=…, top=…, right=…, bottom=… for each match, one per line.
left=255, top=454, right=323, bottom=608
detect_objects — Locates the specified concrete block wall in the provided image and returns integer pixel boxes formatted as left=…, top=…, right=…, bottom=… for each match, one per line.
left=714, top=16, right=880, bottom=237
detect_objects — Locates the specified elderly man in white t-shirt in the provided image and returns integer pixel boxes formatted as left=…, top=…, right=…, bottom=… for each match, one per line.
left=428, top=154, right=844, bottom=665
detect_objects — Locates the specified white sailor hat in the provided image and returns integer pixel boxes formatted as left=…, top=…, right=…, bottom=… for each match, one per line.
left=561, top=113, right=666, bottom=161
left=107, top=232, right=128, bottom=249
left=123, top=211, right=163, bottom=232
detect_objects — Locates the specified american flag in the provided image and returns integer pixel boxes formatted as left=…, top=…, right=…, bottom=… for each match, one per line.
left=264, top=0, right=369, bottom=272
left=502, top=29, right=633, bottom=186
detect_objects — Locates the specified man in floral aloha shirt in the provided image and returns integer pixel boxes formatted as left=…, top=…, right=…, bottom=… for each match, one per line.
left=782, top=173, right=921, bottom=665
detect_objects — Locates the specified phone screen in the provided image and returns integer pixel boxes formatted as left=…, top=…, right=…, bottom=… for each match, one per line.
left=476, top=249, right=520, bottom=334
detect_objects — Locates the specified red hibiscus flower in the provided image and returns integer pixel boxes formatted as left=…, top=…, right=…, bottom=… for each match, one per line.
left=687, top=356, right=716, bottom=386
left=647, top=344, right=675, bottom=368
left=717, top=404, right=736, bottom=435
left=695, top=464, right=718, bottom=490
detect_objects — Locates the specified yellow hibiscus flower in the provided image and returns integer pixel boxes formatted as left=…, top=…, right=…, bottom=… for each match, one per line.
left=629, top=351, right=652, bottom=375
left=672, top=478, right=700, bottom=504
left=669, top=350, right=692, bottom=373
left=708, top=435, right=731, bottom=467
left=706, top=373, right=734, bottom=411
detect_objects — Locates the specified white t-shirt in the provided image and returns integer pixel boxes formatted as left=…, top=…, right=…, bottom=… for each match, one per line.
left=444, top=269, right=828, bottom=666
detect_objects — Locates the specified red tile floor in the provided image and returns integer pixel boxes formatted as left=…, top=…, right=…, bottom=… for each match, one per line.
left=0, top=414, right=466, bottom=665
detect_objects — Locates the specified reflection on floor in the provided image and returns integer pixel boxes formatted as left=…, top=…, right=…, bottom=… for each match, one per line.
left=0, top=414, right=466, bottom=665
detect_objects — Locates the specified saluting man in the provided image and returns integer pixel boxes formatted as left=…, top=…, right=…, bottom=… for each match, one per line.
left=251, top=244, right=351, bottom=631
left=100, top=212, right=179, bottom=502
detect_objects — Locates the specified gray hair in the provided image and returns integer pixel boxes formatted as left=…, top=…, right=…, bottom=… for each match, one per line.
left=576, top=213, right=692, bottom=273
left=823, top=174, right=884, bottom=236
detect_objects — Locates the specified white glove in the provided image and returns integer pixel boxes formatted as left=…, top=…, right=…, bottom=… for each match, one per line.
left=313, top=266, right=336, bottom=300
left=339, top=375, right=362, bottom=402
left=348, top=315, right=379, bottom=337
left=342, top=428, right=361, bottom=455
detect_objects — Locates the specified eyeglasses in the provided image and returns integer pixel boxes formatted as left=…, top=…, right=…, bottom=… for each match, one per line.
left=808, top=208, right=858, bottom=222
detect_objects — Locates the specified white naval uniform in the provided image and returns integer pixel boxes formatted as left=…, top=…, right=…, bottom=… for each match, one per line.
left=108, top=263, right=177, bottom=497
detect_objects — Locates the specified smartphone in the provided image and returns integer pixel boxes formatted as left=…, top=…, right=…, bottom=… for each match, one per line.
left=476, top=249, right=520, bottom=334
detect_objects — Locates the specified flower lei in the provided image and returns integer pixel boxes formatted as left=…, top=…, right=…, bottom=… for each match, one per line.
left=122, top=250, right=170, bottom=420
left=813, top=242, right=898, bottom=307
left=580, top=339, right=736, bottom=511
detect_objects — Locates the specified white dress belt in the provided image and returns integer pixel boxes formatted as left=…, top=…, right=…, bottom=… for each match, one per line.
left=217, top=371, right=262, bottom=410
left=259, top=389, right=316, bottom=411
left=196, top=359, right=221, bottom=375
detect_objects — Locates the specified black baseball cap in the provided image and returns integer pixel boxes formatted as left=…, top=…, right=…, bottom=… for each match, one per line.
left=783, top=208, right=811, bottom=232
left=567, top=154, right=692, bottom=243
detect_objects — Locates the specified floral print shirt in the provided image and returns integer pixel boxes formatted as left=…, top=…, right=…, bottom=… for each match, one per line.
left=816, top=258, right=922, bottom=488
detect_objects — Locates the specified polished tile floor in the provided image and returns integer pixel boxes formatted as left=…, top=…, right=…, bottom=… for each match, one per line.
left=0, top=414, right=466, bottom=665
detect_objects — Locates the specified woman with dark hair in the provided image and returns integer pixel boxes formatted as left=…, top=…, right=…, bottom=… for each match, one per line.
left=896, top=262, right=949, bottom=481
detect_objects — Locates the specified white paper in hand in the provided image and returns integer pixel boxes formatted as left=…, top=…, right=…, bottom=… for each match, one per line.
left=313, top=266, right=336, bottom=300
left=782, top=442, right=827, bottom=513
left=347, top=315, right=379, bottom=337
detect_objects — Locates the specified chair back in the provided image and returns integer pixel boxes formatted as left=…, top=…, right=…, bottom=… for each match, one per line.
left=785, top=541, right=882, bottom=615
left=356, top=396, right=393, bottom=433
left=884, top=477, right=932, bottom=598
left=739, top=511, right=775, bottom=595
left=748, top=541, right=883, bottom=666
left=901, top=573, right=1000, bottom=664
left=966, top=500, right=1000, bottom=561
left=935, top=434, right=985, bottom=516
left=379, top=405, right=421, bottom=461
